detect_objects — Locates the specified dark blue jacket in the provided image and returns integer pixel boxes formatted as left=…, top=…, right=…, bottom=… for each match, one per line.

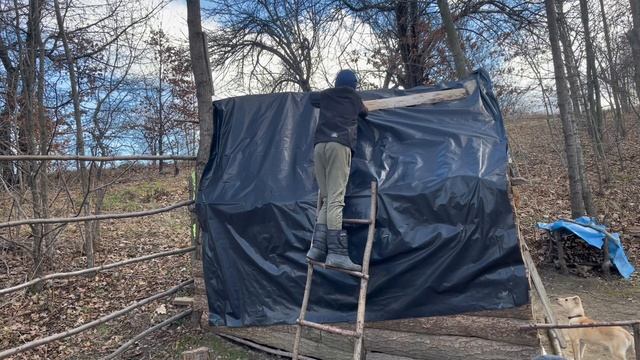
left=311, top=87, right=367, bottom=150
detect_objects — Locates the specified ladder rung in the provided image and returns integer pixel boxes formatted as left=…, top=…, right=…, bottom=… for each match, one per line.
left=307, top=259, right=368, bottom=279
left=343, top=218, right=372, bottom=225
left=297, top=319, right=359, bottom=337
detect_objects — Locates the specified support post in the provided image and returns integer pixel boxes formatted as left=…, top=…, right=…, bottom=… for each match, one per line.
left=633, top=323, right=640, bottom=360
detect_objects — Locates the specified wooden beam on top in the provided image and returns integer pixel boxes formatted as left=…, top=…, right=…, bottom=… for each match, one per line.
left=363, top=80, right=476, bottom=112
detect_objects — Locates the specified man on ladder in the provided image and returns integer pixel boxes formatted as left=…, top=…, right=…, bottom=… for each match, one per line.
left=306, top=69, right=368, bottom=272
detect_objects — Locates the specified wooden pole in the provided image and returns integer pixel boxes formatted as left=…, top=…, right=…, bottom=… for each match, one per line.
left=521, top=243, right=567, bottom=348
left=0, top=280, right=193, bottom=359
left=292, top=263, right=314, bottom=359
left=520, top=320, right=640, bottom=330
left=633, top=323, right=640, bottom=360
left=0, top=247, right=195, bottom=296
left=0, top=200, right=194, bottom=228
left=0, top=155, right=196, bottom=161
left=352, top=181, right=378, bottom=360
left=102, top=309, right=193, bottom=360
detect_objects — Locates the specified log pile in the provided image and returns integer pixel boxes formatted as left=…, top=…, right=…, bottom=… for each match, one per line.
left=541, top=231, right=607, bottom=277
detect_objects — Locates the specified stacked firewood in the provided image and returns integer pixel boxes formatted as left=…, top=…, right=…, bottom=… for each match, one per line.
left=541, top=231, right=607, bottom=277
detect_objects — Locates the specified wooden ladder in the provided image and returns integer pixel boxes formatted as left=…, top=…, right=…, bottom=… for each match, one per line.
left=292, top=181, right=378, bottom=360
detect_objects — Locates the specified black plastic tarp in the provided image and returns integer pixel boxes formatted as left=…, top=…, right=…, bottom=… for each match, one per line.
left=196, top=70, right=529, bottom=327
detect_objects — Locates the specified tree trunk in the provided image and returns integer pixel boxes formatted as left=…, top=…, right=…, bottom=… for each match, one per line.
left=578, top=0, right=610, bottom=185
left=158, top=38, right=164, bottom=174
left=598, top=0, right=625, bottom=137
left=437, top=0, right=468, bottom=79
left=556, top=0, right=582, bottom=117
left=53, top=0, right=95, bottom=267
left=544, top=0, right=586, bottom=218
left=629, top=0, right=640, bottom=101
left=579, top=0, right=604, bottom=137
left=396, top=0, right=423, bottom=88
left=0, top=38, right=17, bottom=184
left=22, top=0, right=50, bottom=290
left=187, top=0, right=214, bottom=323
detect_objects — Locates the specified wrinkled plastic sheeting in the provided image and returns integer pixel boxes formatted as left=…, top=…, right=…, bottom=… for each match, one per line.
left=537, top=216, right=635, bottom=279
left=196, top=70, right=530, bottom=327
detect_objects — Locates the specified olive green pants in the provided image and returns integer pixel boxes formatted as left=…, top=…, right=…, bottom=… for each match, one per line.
left=314, top=142, right=352, bottom=230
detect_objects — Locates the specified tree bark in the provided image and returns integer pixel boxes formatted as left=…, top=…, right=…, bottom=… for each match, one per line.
left=0, top=37, right=18, bottom=184
left=53, top=0, right=95, bottom=268
left=437, top=0, right=468, bottom=79
left=187, top=0, right=214, bottom=324
left=598, top=0, right=625, bottom=137
left=21, top=0, right=50, bottom=289
left=544, top=0, right=586, bottom=218
left=556, top=0, right=582, bottom=117
left=578, top=0, right=610, bottom=185
left=629, top=0, right=640, bottom=101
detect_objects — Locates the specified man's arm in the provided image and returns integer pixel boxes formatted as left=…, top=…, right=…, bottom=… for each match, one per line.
left=358, top=101, right=368, bottom=120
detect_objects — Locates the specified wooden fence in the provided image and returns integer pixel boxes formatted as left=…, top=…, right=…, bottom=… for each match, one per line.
left=0, top=154, right=198, bottom=359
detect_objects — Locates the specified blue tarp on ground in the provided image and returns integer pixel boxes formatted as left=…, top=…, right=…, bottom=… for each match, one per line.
left=537, top=217, right=635, bottom=279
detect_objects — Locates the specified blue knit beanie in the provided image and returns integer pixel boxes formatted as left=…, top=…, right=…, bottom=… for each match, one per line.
left=335, top=69, right=358, bottom=90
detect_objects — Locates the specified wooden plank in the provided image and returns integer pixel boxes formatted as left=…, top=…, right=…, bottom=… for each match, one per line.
left=521, top=243, right=566, bottom=348
left=363, top=88, right=468, bottom=111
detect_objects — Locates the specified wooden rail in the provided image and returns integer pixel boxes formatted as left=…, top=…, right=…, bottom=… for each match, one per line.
left=0, top=279, right=194, bottom=359
left=0, top=155, right=197, bottom=161
left=0, top=200, right=194, bottom=228
left=521, top=320, right=640, bottom=330
left=0, top=246, right=195, bottom=296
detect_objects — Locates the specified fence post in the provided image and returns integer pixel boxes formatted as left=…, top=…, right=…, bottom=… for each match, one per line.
left=633, top=323, right=640, bottom=360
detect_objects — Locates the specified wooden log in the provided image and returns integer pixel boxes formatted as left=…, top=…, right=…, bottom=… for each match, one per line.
left=554, top=232, right=568, bottom=274
left=0, top=154, right=196, bottom=161
left=364, top=328, right=537, bottom=360
left=217, top=327, right=354, bottom=360
left=181, top=347, right=210, bottom=360
left=215, top=324, right=538, bottom=360
left=464, top=304, right=532, bottom=320
left=0, top=199, right=194, bottom=228
left=173, top=297, right=194, bottom=307
left=363, top=87, right=468, bottom=112
left=366, top=314, right=538, bottom=347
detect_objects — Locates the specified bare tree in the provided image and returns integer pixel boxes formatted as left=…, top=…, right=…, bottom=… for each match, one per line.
left=544, top=0, right=587, bottom=218
left=629, top=0, right=640, bottom=100
left=207, top=0, right=341, bottom=92
left=436, top=0, right=468, bottom=79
